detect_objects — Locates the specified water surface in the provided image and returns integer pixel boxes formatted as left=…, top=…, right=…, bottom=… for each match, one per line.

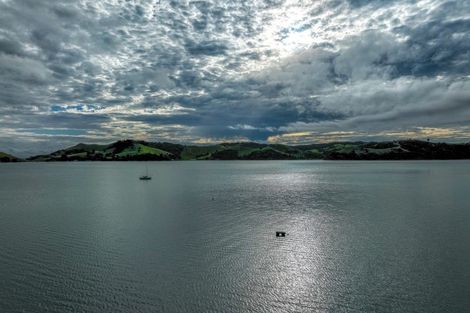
left=1, top=161, right=469, bottom=312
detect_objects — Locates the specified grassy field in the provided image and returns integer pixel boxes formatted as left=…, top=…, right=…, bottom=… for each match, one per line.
left=116, top=144, right=171, bottom=157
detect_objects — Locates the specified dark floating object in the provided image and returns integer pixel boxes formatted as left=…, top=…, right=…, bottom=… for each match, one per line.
left=276, top=231, right=286, bottom=237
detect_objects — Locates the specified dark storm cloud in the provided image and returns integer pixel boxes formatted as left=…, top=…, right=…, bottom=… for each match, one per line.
left=1, top=0, right=470, bottom=155
left=185, top=40, right=228, bottom=56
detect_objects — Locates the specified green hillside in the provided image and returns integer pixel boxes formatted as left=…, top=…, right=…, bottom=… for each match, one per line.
left=28, top=140, right=176, bottom=161
left=23, top=139, right=470, bottom=161
left=0, top=152, right=22, bottom=162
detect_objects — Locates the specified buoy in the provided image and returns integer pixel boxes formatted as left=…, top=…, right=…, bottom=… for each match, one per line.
left=276, top=231, right=286, bottom=237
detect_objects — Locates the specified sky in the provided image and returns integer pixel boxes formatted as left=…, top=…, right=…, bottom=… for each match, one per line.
left=1, top=0, right=470, bottom=156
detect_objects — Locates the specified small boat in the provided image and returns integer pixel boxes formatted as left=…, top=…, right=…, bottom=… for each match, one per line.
left=139, top=164, right=151, bottom=180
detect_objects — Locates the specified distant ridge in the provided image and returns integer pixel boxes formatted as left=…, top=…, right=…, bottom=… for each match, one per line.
left=0, top=152, right=22, bottom=162
left=13, top=139, right=470, bottom=162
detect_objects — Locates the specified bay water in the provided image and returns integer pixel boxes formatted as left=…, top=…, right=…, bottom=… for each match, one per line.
left=1, top=161, right=469, bottom=312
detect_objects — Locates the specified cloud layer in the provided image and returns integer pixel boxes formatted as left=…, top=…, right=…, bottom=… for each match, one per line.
left=1, top=0, right=469, bottom=155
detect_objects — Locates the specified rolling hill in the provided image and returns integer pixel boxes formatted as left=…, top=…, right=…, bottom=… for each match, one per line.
left=20, top=139, right=470, bottom=161
left=0, top=152, right=22, bottom=162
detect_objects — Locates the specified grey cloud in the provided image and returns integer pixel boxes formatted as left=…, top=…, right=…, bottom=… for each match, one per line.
left=185, top=40, right=228, bottom=56
left=281, top=78, right=470, bottom=135
left=1, top=0, right=470, bottom=155
left=0, top=36, right=25, bottom=57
